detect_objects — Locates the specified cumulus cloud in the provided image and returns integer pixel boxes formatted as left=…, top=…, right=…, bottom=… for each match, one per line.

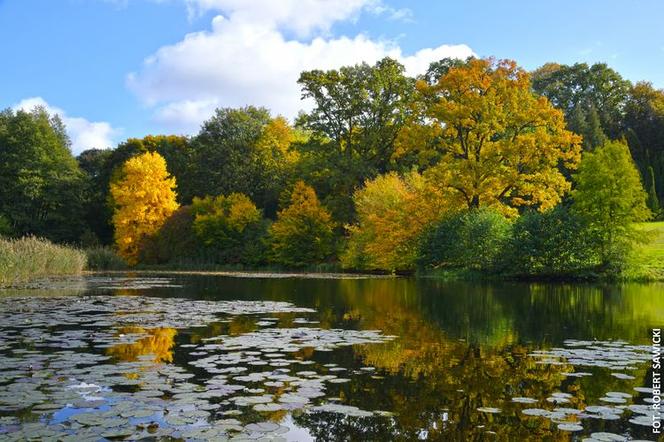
left=128, top=0, right=474, bottom=133
left=153, top=98, right=221, bottom=132
left=182, top=0, right=400, bottom=34
left=14, top=97, right=119, bottom=154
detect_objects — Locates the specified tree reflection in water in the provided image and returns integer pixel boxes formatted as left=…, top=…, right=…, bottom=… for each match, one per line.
left=107, top=326, right=177, bottom=363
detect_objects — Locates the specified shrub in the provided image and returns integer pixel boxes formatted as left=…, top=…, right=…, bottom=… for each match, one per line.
left=0, top=236, right=86, bottom=286
left=191, top=193, right=268, bottom=265
left=85, top=246, right=127, bottom=271
left=503, top=207, right=596, bottom=277
left=269, top=181, right=335, bottom=267
left=139, top=206, right=201, bottom=265
left=419, top=208, right=511, bottom=272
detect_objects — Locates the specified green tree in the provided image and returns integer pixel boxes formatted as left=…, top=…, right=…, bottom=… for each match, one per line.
left=531, top=62, right=631, bottom=140
left=567, top=104, right=607, bottom=150
left=572, top=141, right=651, bottom=268
left=269, top=181, right=335, bottom=267
left=0, top=107, right=87, bottom=242
left=623, top=82, right=664, bottom=211
left=504, top=206, right=596, bottom=276
left=77, top=148, right=113, bottom=244
left=191, top=193, right=268, bottom=265
left=139, top=206, right=201, bottom=265
left=296, top=57, right=414, bottom=222
left=189, top=107, right=295, bottom=215
left=646, top=166, right=661, bottom=218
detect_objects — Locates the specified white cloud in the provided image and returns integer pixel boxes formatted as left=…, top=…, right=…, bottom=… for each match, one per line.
left=183, top=0, right=397, bottom=34
left=13, top=97, right=119, bottom=154
left=128, top=0, right=474, bottom=133
left=153, top=98, right=220, bottom=132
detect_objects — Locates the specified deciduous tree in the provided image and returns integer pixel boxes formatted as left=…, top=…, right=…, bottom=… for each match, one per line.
left=191, top=193, right=267, bottom=265
left=0, top=107, right=87, bottom=242
left=110, top=152, right=179, bottom=264
left=269, top=181, right=335, bottom=267
left=189, top=107, right=296, bottom=215
left=412, top=58, right=581, bottom=216
left=296, top=57, right=415, bottom=222
left=342, top=172, right=449, bottom=271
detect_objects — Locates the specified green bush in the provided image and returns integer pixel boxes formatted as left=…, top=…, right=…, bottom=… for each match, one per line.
left=269, top=181, right=335, bottom=268
left=0, top=236, right=86, bottom=286
left=419, top=208, right=511, bottom=272
left=503, top=207, right=597, bottom=277
left=191, top=194, right=269, bottom=265
left=85, top=246, right=127, bottom=270
left=139, top=206, right=201, bottom=265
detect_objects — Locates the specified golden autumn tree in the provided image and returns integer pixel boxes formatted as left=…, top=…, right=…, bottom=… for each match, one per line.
left=269, top=181, right=335, bottom=267
left=110, top=151, right=179, bottom=264
left=408, top=58, right=581, bottom=216
left=342, top=171, right=451, bottom=271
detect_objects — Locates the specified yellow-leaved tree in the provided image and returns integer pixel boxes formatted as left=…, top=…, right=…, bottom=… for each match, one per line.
left=342, top=171, right=450, bottom=271
left=110, top=151, right=179, bottom=264
left=405, top=58, right=582, bottom=216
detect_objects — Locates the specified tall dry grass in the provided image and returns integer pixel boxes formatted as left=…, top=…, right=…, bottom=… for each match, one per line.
left=0, top=236, right=87, bottom=287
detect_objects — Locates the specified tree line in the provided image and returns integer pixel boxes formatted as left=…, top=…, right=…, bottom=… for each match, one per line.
left=0, top=56, right=659, bottom=277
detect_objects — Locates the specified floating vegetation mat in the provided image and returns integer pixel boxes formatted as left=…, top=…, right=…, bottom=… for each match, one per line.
left=0, top=282, right=396, bottom=441
left=0, top=275, right=183, bottom=294
left=515, top=340, right=657, bottom=438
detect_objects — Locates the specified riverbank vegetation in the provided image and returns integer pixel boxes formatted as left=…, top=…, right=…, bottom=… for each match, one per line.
left=0, top=237, right=86, bottom=286
left=2, top=56, right=663, bottom=280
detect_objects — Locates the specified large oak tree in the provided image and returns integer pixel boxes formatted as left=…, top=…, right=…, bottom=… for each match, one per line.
left=410, top=58, right=581, bottom=216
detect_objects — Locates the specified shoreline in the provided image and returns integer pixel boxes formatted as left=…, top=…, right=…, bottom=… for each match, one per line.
left=3, top=266, right=663, bottom=291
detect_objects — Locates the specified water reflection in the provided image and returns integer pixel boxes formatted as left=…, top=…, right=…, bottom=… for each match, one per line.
left=0, top=275, right=661, bottom=441
left=107, top=327, right=177, bottom=363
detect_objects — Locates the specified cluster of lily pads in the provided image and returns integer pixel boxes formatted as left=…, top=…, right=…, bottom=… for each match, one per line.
left=0, top=292, right=316, bottom=330
left=515, top=340, right=656, bottom=439
left=0, top=280, right=396, bottom=441
left=529, top=339, right=652, bottom=371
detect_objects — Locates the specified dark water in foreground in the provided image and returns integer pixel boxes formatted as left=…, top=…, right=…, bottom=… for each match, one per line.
left=0, top=274, right=662, bottom=441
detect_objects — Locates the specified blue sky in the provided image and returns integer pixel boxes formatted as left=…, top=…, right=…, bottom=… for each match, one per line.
left=1, top=0, right=663, bottom=153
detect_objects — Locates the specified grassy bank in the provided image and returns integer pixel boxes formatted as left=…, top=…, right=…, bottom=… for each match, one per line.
left=623, top=221, right=664, bottom=281
left=0, top=236, right=87, bottom=287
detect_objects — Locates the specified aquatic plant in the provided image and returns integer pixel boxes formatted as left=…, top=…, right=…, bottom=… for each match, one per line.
left=0, top=236, right=86, bottom=287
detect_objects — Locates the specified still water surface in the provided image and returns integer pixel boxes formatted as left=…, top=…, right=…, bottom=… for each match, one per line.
left=0, top=273, right=662, bottom=441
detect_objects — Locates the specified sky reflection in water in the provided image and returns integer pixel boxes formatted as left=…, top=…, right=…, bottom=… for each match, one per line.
left=0, top=275, right=661, bottom=441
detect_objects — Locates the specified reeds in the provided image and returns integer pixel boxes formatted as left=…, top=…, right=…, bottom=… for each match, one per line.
left=0, top=236, right=87, bottom=287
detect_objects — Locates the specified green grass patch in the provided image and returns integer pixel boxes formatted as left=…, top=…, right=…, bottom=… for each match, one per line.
left=624, top=221, right=664, bottom=281
left=0, top=236, right=87, bottom=287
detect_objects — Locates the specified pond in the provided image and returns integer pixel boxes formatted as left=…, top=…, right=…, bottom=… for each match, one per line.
left=0, top=273, right=662, bottom=441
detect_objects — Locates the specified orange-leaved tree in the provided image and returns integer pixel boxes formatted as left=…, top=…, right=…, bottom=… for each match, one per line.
left=406, top=58, right=582, bottom=216
left=110, top=151, right=179, bottom=264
